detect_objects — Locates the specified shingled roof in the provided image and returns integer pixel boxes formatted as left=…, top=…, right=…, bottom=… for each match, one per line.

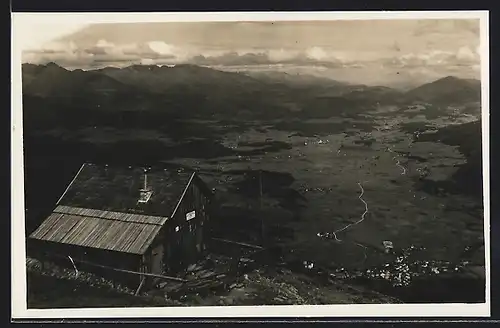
left=57, top=163, right=195, bottom=217
left=29, top=205, right=167, bottom=254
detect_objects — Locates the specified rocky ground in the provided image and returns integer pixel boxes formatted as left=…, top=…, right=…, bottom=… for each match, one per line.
left=26, top=255, right=401, bottom=308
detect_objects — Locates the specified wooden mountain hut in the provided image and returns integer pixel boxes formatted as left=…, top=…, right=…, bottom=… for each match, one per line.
left=28, top=163, right=214, bottom=287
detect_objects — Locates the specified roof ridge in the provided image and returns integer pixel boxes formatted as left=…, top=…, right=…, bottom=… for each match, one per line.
left=56, top=163, right=87, bottom=205
left=169, top=171, right=196, bottom=219
left=54, top=205, right=168, bottom=226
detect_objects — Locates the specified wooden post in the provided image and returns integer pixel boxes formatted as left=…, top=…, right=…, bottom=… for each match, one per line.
left=259, top=170, right=265, bottom=245
left=210, top=237, right=264, bottom=250
left=135, top=276, right=146, bottom=296
left=231, top=251, right=241, bottom=276
left=46, top=253, right=188, bottom=282
left=41, top=252, right=46, bottom=271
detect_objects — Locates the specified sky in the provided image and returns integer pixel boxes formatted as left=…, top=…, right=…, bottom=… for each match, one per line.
left=20, top=19, right=481, bottom=88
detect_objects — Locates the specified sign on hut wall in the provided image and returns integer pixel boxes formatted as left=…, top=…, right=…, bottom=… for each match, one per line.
left=186, top=211, right=196, bottom=221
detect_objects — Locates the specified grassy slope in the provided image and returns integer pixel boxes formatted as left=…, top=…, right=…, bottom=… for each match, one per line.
left=27, top=271, right=177, bottom=308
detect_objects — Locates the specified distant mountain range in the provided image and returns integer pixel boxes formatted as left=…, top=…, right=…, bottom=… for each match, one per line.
left=20, top=63, right=484, bottom=215
left=21, top=63, right=481, bottom=122
left=242, top=70, right=350, bottom=88
left=23, top=62, right=131, bottom=97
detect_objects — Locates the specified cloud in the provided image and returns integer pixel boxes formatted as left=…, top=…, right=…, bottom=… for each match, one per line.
left=83, top=46, right=108, bottom=55
left=22, top=39, right=481, bottom=74
left=382, top=46, right=480, bottom=69
left=456, top=46, right=477, bottom=61
left=23, top=41, right=349, bottom=69
left=147, top=41, right=180, bottom=56
left=22, top=39, right=178, bottom=68
left=413, top=19, right=479, bottom=37
left=267, top=49, right=299, bottom=62
left=306, top=47, right=328, bottom=61
left=96, top=39, right=114, bottom=48
left=191, top=52, right=268, bottom=66
left=190, top=47, right=346, bottom=68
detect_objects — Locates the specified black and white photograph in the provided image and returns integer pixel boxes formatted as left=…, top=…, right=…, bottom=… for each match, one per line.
left=11, top=11, right=490, bottom=318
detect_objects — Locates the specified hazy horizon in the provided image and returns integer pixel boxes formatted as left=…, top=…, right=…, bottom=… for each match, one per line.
left=21, top=19, right=481, bottom=88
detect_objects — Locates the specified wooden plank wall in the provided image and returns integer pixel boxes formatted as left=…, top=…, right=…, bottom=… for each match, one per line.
left=162, top=178, right=211, bottom=272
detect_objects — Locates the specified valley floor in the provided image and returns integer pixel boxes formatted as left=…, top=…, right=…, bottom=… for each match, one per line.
left=24, top=111, right=486, bottom=306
